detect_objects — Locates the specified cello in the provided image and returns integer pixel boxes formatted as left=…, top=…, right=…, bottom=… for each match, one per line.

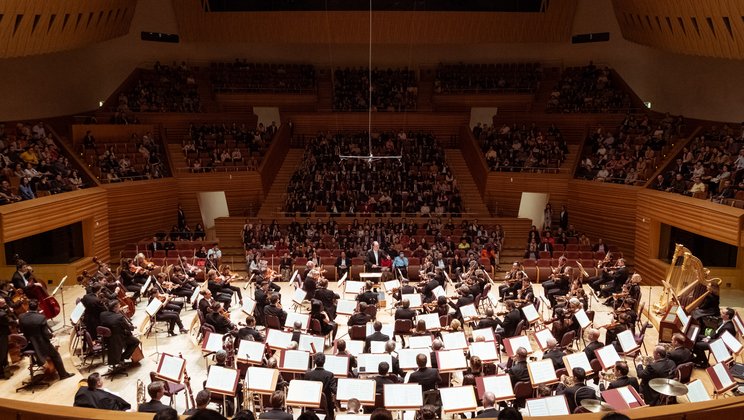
left=25, top=268, right=61, bottom=320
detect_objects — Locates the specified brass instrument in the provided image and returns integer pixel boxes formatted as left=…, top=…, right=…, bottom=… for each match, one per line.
left=642, top=355, right=654, bottom=366
left=136, top=379, right=146, bottom=410
left=560, top=374, right=576, bottom=387
left=653, top=244, right=722, bottom=315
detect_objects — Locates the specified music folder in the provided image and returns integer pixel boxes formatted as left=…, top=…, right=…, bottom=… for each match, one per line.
left=439, top=386, right=478, bottom=415
left=287, top=379, right=323, bottom=408
left=324, top=354, right=350, bottom=377
left=709, top=338, right=732, bottom=364
left=562, top=352, right=593, bottom=375
left=475, top=375, right=514, bottom=401
left=240, top=296, right=256, bottom=315
left=685, top=379, right=710, bottom=403
left=504, top=334, right=533, bottom=357
left=432, top=285, right=446, bottom=299
left=706, top=362, right=736, bottom=393
left=236, top=340, right=265, bottom=365
left=435, top=350, right=467, bottom=373
left=345, top=281, right=365, bottom=295
left=594, top=344, right=622, bottom=370
left=441, top=331, right=468, bottom=350
left=337, top=299, right=358, bottom=316
left=521, top=304, right=540, bottom=324
left=459, top=303, right=479, bottom=320
left=601, top=385, right=645, bottom=410
left=336, top=378, right=376, bottom=404
left=471, top=327, right=495, bottom=342
left=719, top=330, right=743, bottom=355
left=527, top=359, right=558, bottom=386
left=525, top=395, right=570, bottom=417
left=533, top=328, right=555, bottom=351
left=468, top=341, right=499, bottom=362
left=201, top=331, right=225, bottom=354
left=245, top=366, right=279, bottom=394
left=155, top=353, right=186, bottom=383
left=383, top=383, right=423, bottom=410
left=70, top=302, right=85, bottom=325
left=279, top=349, right=310, bottom=373
left=265, top=329, right=293, bottom=350
left=205, top=365, right=239, bottom=396
left=407, top=335, right=433, bottom=349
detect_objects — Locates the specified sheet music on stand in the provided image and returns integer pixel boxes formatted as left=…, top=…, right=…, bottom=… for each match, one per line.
left=522, top=304, right=540, bottom=324
left=369, top=340, right=387, bottom=354
left=563, top=352, right=593, bottom=375
left=265, top=329, right=293, bottom=350
left=617, top=330, right=640, bottom=353
left=358, top=353, right=392, bottom=374
left=528, top=359, right=558, bottom=386
left=365, top=322, right=394, bottom=338
left=284, top=311, right=310, bottom=331
left=140, top=276, right=153, bottom=296
left=298, top=334, right=325, bottom=354
left=383, top=279, right=400, bottom=293
left=145, top=298, right=164, bottom=318
left=709, top=338, right=732, bottom=364
left=336, top=378, right=376, bottom=404
left=337, top=415, right=371, bottom=420
left=720, top=330, right=743, bottom=355
left=468, top=341, right=499, bottom=362
left=676, top=306, right=691, bottom=333
left=245, top=366, right=279, bottom=394
left=359, top=272, right=382, bottom=282
left=439, top=386, right=478, bottom=415
left=574, top=308, right=591, bottom=329
left=459, top=303, right=479, bottom=320
left=289, top=270, right=300, bottom=287
left=70, top=302, right=85, bottom=325
left=401, top=293, right=423, bottom=309
left=526, top=395, right=570, bottom=417
left=398, top=348, right=431, bottom=370
left=533, top=328, right=554, bottom=351
left=601, top=385, right=644, bottom=410
left=341, top=340, right=365, bottom=357
left=471, top=328, right=495, bottom=343
left=707, top=363, right=736, bottom=393
left=237, top=340, right=265, bottom=364
left=345, top=281, right=366, bottom=295
left=475, top=375, right=514, bottom=401
left=407, top=335, right=433, bottom=349
left=280, top=349, right=310, bottom=372
left=241, top=297, right=257, bottom=315
left=595, top=345, right=622, bottom=370
left=202, top=331, right=225, bottom=353
left=324, top=354, right=350, bottom=377
left=190, top=288, right=201, bottom=306
left=432, top=286, right=446, bottom=299
left=733, top=312, right=744, bottom=336
left=504, top=334, right=533, bottom=356
left=383, top=384, right=424, bottom=410
left=155, top=353, right=186, bottom=383
left=685, top=379, right=710, bottom=403
left=287, top=379, right=323, bottom=408
left=336, top=272, right=348, bottom=289
left=337, top=300, right=358, bottom=316
left=416, top=313, right=441, bottom=331
left=291, top=288, right=307, bottom=307
left=441, top=331, right=468, bottom=350
left=206, top=366, right=239, bottom=396
left=435, top=350, right=468, bottom=373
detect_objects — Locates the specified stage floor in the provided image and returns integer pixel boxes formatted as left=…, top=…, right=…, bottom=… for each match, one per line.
left=2, top=280, right=742, bottom=417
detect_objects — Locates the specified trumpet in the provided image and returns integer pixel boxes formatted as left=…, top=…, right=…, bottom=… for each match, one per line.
left=136, top=379, right=146, bottom=410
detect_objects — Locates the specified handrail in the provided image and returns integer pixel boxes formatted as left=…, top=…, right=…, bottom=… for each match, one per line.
left=642, top=126, right=702, bottom=189
left=458, top=125, right=489, bottom=196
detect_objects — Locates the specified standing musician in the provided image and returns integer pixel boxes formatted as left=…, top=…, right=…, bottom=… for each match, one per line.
left=100, top=300, right=141, bottom=368
left=303, top=268, right=319, bottom=301
left=365, top=241, right=387, bottom=273
left=314, top=278, right=340, bottom=321
left=206, top=269, right=235, bottom=309
left=499, top=262, right=526, bottom=301
left=147, top=289, right=187, bottom=336
left=544, top=256, right=572, bottom=307
left=18, top=299, right=74, bottom=380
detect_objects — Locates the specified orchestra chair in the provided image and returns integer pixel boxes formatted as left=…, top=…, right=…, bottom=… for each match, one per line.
left=265, top=314, right=282, bottom=330
left=674, top=362, right=694, bottom=384
left=589, top=358, right=602, bottom=382
left=310, top=319, right=333, bottom=347
left=149, top=371, right=188, bottom=410
left=12, top=334, right=51, bottom=393
left=555, top=368, right=568, bottom=378
left=512, top=381, right=532, bottom=408
left=634, top=322, right=652, bottom=356
left=439, top=314, right=453, bottom=328
left=493, top=333, right=503, bottom=362
left=478, top=283, right=493, bottom=312
left=349, top=325, right=367, bottom=341
left=514, top=320, right=527, bottom=337
left=497, top=356, right=513, bottom=373
left=559, top=330, right=576, bottom=351
left=96, top=326, right=129, bottom=380
left=80, top=329, right=105, bottom=371
left=394, top=319, right=413, bottom=347
left=363, top=304, right=378, bottom=321
left=422, top=389, right=442, bottom=417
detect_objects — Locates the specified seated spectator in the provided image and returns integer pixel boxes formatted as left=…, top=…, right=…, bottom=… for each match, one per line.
left=333, top=67, right=417, bottom=112
left=210, top=60, right=316, bottom=93
left=118, top=61, right=201, bottom=113
left=547, top=62, right=631, bottom=113
left=475, top=122, right=569, bottom=173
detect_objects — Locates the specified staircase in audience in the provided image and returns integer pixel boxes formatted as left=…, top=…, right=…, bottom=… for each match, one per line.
left=256, top=149, right=304, bottom=219
left=444, top=149, right=491, bottom=218
left=316, top=68, right=334, bottom=112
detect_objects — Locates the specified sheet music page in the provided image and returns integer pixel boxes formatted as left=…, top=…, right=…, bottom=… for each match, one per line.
left=685, top=379, right=710, bottom=402
left=298, top=334, right=325, bottom=353
left=733, top=314, right=744, bottom=336
left=459, top=304, right=478, bottom=320
left=337, top=272, right=348, bottom=288
left=281, top=350, right=310, bottom=371
left=370, top=340, right=387, bottom=354
left=617, top=330, right=638, bottom=352
left=157, top=354, right=185, bottom=382
left=365, top=322, right=394, bottom=338
left=289, top=270, right=299, bottom=285
left=529, top=359, right=557, bottom=384
left=292, top=288, right=307, bottom=305
left=720, top=330, right=743, bottom=354
left=440, top=386, right=477, bottom=412
left=70, top=302, right=85, bottom=325
left=324, top=355, right=350, bottom=377
left=526, top=399, right=549, bottom=417
left=545, top=395, right=569, bottom=415
left=534, top=329, right=554, bottom=350
left=241, top=297, right=256, bottom=315
left=432, top=286, right=446, bottom=298
left=416, top=313, right=441, bottom=330
left=337, top=300, right=358, bottom=315
left=483, top=375, right=514, bottom=399
left=564, top=352, right=592, bottom=374
left=507, top=335, right=532, bottom=355
left=402, top=293, right=423, bottom=308
left=287, top=379, right=322, bottom=405
left=237, top=340, right=265, bottom=362
left=145, top=298, right=164, bottom=318
left=206, top=366, right=238, bottom=395
left=442, top=331, right=468, bottom=350
left=710, top=339, right=731, bottom=363
left=384, top=279, right=400, bottom=292
left=336, top=378, right=375, bottom=402
left=285, top=312, right=310, bottom=330
left=345, top=281, right=365, bottom=294
left=713, top=363, right=734, bottom=388
left=344, top=340, right=365, bottom=357
left=469, top=341, right=498, bottom=361
left=522, top=304, right=539, bottom=323
left=398, top=348, right=430, bottom=370
left=676, top=306, right=690, bottom=332
left=140, top=276, right=152, bottom=295
left=246, top=366, right=278, bottom=392
left=266, top=329, right=293, bottom=349
left=408, top=335, right=433, bottom=349
left=617, top=386, right=636, bottom=405
left=359, top=353, right=392, bottom=373
left=384, top=384, right=423, bottom=408
left=575, top=309, right=591, bottom=329
left=436, top=350, right=467, bottom=371
left=471, top=327, right=495, bottom=342
left=596, top=345, right=621, bottom=369
left=190, top=288, right=201, bottom=305
left=204, top=332, right=225, bottom=352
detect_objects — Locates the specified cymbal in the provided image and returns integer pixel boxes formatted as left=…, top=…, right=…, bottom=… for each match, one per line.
left=649, top=378, right=688, bottom=396
left=580, top=399, right=614, bottom=412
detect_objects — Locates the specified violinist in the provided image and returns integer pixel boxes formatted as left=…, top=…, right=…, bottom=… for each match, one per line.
left=544, top=256, right=572, bottom=306
left=394, top=299, right=417, bottom=322
left=310, top=299, right=337, bottom=341
left=206, top=270, right=234, bottom=309
left=205, top=302, right=234, bottom=335
left=475, top=308, right=504, bottom=332
left=314, top=278, right=340, bottom=321
left=81, top=284, right=107, bottom=335
left=216, top=266, right=243, bottom=305
left=254, top=282, right=270, bottom=325
left=237, top=314, right=264, bottom=345
left=263, top=294, right=287, bottom=327
left=499, top=262, right=525, bottom=301
left=419, top=272, right=441, bottom=303
left=180, top=256, right=202, bottom=279
left=392, top=278, right=415, bottom=302
left=605, top=309, right=634, bottom=351
left=355, top=281, right=379, bottom=306
left=119, top=258, right=145, bottom=299
left=555, top=279, right=587, bottom=311
left=134, top=253, right=156, bottom=273
left=257, top=261, right=282, bottom=293
left=303, top=268, right=319, bottom=301
left=169, top=266, right=197, bottom=302
left=432, top=295, right=451, bottom=317
left=449, top=286, right=474, bottom=321
left=147, top=289, right=187, bottom=336
left=589, top=253, right=615, bottom=294
left=601, top=258, right=629, bottom=298
left=546, top=307, right=575, bottom=342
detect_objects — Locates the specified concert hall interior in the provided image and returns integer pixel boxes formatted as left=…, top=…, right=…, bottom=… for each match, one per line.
left=2, top=0, right=744, bottom=419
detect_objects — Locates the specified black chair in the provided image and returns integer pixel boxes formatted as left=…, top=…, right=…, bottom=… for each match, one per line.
left=12, top=334, right=51, bottom=393
left=96, top=326, right=128, bottom=380
left=80, top=329, right=105, bottom=371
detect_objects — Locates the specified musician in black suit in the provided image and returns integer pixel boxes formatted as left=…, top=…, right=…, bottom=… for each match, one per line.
left=74, top=372, right=131, bottom=411
left=10, top=260, right=30, bottom=292
left=356, top=281, right=379, bottom=306
left=237, top=314, right=264, bottom=344
left=668, top=333, right=693, bottom=367
left=392, top=278, right=416, bottom=302
left=347, top=302, right=371, bottom=327
left=335, top=251, right=352, bottom=281
left=637, top=346, right=676, bottom=406
left=365, top=241, right=387, bottom=272
left=254, top=282, right=270, bottom=325
left=597, top=259, right=629, bottom=298
left=691, top=283, right=721, bottom=322
left=506, top=347, right=530, bottom=386
left=408, top=353, right=442, bottom=392
left=501, top=301, right=521, bottom=338
left=542, top=338, right=565, bottom=370
left=693, top=307, right=737, bottom=367
left=584, top=328, right=604, bottom=362
left=394, top=299, right=417, bottom=322
left=206, top=302, right=234, bottom=334
left=259, top=391, right=293, bottom=420
left=315, top=278, right=340, bottom=320
left=0, top=298, right=15, bottom=378
left=475, top=308, right=504, bottom=332
left=601, top=361, right=640, bottom=393
left=373, top=361, right=401, bottom=394
left=556, top=367, right=596, bottom=413
left=18, top=300, right=74, bottom=380
left=365, top=321, right=390, bottom=352
left=263, top=294, right=287, bottom=326
left=475, top=392, right=499, bottom=418
left=99, top=300, right=140, bottom=367
left=81, top=284, right=107, bottom=338
left=449, top=285, right=474, bottom=321
left=304, top=353, right=337, bottom=420
left=137, top=381, right=170, bottom=413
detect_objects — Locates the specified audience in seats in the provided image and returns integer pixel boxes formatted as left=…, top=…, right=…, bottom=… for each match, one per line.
left=285, top=131, right=462, bottom=215
left=434, top=62, right=542, bottom=93
left=183, top=122, right=276, bottom=172
left=473, top=122, right=569, bottom=172
left=576, top=113, right=684, bottom=184
left=333, top=68, right=417, bottom=112
left=81, top=131, right=167, bottom=183
left=210, top=60, right=316, bottom=93
left=0, top=122, right=87, bottom=204
left=546, top=63, right=631, bottom=113
left=117, top=61, right=201, bottom=113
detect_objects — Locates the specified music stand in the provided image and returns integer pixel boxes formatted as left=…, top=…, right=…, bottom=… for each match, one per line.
left=51, top=276, right=72, bottom=333
left=145, top=298, right=165, bottom=360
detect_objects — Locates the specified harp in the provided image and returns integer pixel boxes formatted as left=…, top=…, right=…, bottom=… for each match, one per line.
left=653, top=244, right=721, bottom=316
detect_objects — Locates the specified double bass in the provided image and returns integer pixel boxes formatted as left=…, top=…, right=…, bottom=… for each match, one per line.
left=24, top=268, right=60, bottom=320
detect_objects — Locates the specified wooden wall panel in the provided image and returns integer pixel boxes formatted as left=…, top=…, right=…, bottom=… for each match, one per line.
left=216, top=93, right=318, bottom=113
left=459, top=125, right=488, bottom=196
left=433, top=93, right=534, bottom=113
left=259, top=125, right=290, bottom=196
left=175, top=172, right=264, bottom=229
left=486, top=173, right=570, bottom=219
left=566, top=180, right=638, bottom=264
left=102, top=179, right=178, bottom=258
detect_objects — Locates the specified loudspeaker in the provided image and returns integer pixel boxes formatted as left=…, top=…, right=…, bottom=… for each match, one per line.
left=141, top=31, right=180, bottom=43
left=571, top=32, right=610, bottom=44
